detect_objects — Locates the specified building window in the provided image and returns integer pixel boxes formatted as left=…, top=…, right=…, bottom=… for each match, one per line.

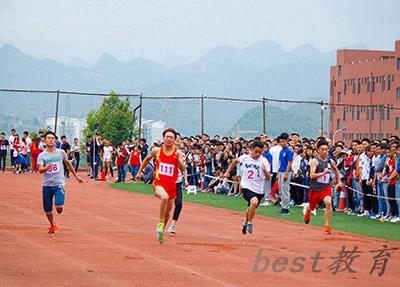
left=397, top=87, right=400, bottom=100
left=372, top=77, right=376, bottom=93
left=371, top=107, right=375, bottom=121
left=397, top=58, right=400, bottom=70
left=357, top=107, right=360, bottom=121
left=337, top=92, right=341, bottom=103
left=343, top=108, right=346, bottom=121
left=344, top=80, right=347, bottom=95
left=396, top=117, right=400, bottom=130
left=367, top=78, right=370, bottom=92
left=351, top=107, right=355, bottom=121
left=388, top=75, right=392, bottom=91
left=352, top=80, right=356, bottom=94
left=382, top=76, right=385, bottom=92
left=387, top=106, right=391, bottom=120
left=366, top=107, right=369, bottom=120
left=337, top=119, right=341, bottom=130
left=380, top=106, right=385, bottom=121
left=357, top=79, right=361, bottom=94
left=338, top=65, right=342, bottom=76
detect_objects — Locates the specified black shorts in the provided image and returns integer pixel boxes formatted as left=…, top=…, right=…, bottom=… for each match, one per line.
left=242, top=188, right=264, bottom=208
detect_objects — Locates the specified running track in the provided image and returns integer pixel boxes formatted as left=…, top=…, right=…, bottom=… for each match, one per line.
left=1, top=173, right=399, bottom=287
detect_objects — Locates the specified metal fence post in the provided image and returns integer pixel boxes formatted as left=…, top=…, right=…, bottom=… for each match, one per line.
left=201, top=94, right=204, bottom=135
left=138, top=93, right=143, bottom=139
left=54, top=89, right=60, bottom=134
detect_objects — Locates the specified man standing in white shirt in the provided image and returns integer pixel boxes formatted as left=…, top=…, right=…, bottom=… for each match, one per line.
left=224, top=140, right=271, bottom=235
left=23, top=131, right=32, bottom=171
left=9, top=128, right=16, bottom=167
left=269, top=138, right=282, bottom=202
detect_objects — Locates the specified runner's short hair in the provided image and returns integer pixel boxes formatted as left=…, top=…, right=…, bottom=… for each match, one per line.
left=317, top=139, right=329, bottom=149
left=250, top=140, right=264, bottom=149
left=162, top=128, right=177, bottom=138
left=45, top=131, right=56, bottom=139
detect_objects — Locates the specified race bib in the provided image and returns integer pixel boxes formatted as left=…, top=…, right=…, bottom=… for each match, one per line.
left=158, top=162, right=175, bottom=177
left=0, top=145, right=6, bottom=150
left=246, top=169, right=256, bottom=181
left=46, top=162, right=61, bottom=174
left=317, top=173, right=330, bottom=184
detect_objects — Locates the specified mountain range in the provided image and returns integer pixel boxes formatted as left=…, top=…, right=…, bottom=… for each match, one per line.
left=0, top=41, right=368, bottom=137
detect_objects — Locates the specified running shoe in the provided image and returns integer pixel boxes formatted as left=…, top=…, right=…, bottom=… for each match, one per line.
left=323, top=225, right=332, bottom=235
left=278, top=209, right=290, bottom=215
left=156, top=222, right=165, bottom=244
left=260, top=201, right=271, bottom=206
left=242, top=220, right=247, bottom=235
left=304, top=209, right=311, bottom=224
left=168, top=224, right=176, bottom=234
left=246, top=222, right=253, bottom=234
left=48, top=225, right=57, bottom=234
left=390, top=216, right=400, bottom=223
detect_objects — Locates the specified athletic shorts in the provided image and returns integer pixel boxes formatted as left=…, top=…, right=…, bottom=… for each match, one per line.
left=309, top=186, right=332, bottom=211
left=153, top=180, right=177, bottom=200
left=242, top=188, right=264, bottom=208
left=42, top=185, right=65, bottom=213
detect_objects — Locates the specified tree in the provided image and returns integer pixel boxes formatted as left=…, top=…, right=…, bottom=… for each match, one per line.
left=84, top=92, right=135, bottom=145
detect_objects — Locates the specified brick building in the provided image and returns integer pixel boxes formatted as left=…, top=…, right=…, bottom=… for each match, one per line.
left=329, top=40, right=400, bottom=142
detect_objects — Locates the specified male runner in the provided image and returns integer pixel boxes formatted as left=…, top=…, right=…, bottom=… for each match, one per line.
left=136, top=128, right=188, bottom=244
left=38, top=131, right=83, bottom=234
left=224, top=140, right=271, bottom=234
left=304, top=139, right=342, bottom=235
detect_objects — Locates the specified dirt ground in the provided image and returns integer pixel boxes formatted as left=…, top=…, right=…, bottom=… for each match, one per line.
left=1, top=172, right=399, bottom=287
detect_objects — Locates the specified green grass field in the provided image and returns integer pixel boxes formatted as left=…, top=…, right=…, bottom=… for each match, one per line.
left=111, top=182, right=400, bottom=242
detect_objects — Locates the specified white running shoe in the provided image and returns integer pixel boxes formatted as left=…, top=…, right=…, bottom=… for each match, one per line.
left=168, top=224, right=176, bottom=234
left=261, top=201, right=271, bottom=206
left=390, top=216, right=400, bottom=223
left=358, top=211, right=369, bottom=217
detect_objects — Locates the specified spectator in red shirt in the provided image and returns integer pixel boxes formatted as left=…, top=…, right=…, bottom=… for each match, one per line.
left=129, top=145, right=141, bottom=180
left=30, top=138, right=42, bottom=172
left=116, top=142, right=127, bottom=182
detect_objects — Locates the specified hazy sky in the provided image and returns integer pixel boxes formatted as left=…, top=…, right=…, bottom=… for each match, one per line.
left=1, top=0, right=399, bottom=66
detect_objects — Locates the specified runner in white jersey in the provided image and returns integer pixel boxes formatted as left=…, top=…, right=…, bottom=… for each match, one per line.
left=224, top=140, right=271, bottom=235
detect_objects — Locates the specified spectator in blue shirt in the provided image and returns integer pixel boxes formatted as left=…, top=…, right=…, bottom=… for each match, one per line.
left=277, top=132, right=294, bottom=215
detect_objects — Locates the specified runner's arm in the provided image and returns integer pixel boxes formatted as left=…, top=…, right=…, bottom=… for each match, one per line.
left=309, top=159, right=328, bottom=180
left=177, top=150, right=188, bottom=186
left=261, top=163, right=271, bottom=181
left=64, top=158, right=83, bottom=183
left=136, top=148, right=158, bottom=175
left=38, top=162, right=47, bottom=174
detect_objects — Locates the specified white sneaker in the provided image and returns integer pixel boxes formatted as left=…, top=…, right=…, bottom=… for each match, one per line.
left=358, top=211, right=369, bottom=217
left=261, top=201, right=271, bottom=206
left=168, top=224, right=176, bottom=234
left=385, top=216, right=394, bottom=222
left=312, top=209, right=317, bottom=216
left=390, top=216, right=400, bottom=223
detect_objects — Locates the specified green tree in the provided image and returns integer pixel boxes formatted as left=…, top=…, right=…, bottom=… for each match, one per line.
left=84, top=92, right=136, bottom=145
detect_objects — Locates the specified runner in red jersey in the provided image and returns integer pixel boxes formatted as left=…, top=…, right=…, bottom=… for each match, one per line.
left=136, top=128, right=188, bottom=244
